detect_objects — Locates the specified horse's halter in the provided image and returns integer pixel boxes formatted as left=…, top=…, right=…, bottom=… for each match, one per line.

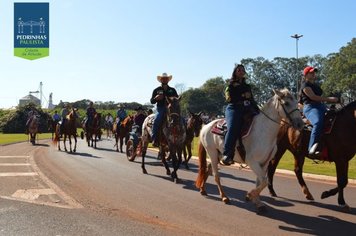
left=260, top=96, right=299, bottom=127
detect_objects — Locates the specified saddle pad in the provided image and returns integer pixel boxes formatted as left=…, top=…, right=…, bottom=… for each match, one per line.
left=211, top=118, right=254, bottom=138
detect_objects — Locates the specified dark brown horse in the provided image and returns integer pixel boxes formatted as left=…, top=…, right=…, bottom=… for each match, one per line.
left=182, top=111, right=203, bottom=169
left=141, top=97, right=186, bottom=183
left=47, top=118, right=58, bottom=140
left=113, top=115, right=134, bottom=152
left=53, top=109, right=78, bottom=153
left=82, top=112, right=102, bottom=148
left=268, top=101, right=356, bottom=211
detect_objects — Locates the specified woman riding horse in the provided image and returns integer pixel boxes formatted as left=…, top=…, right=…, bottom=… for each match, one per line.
left=268, top=100, right=356, bottom=212
left=195, top=88, right=303, bottom=212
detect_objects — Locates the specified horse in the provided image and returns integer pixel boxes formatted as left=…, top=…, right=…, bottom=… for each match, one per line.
left=195, top=88, right=304, bottom=212
left=141, top=97, right=186, bottom=182
left=82, top=112, right=102, bottom=148
left=182, top=111, right=203, bottom=169
left=28, top=115, right=39, bottom=145
left=267, top=100, right=356, bottom=212
left=113, top=116, right=134, bottom=152
left=47, top=117, right=58, bottom=140
left=53, top=109, right=78, bottom=153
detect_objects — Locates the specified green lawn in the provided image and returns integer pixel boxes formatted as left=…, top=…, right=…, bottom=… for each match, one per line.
left=0, top=132, right=52, bottom=145
left=191, top=137, right=356, bottom=179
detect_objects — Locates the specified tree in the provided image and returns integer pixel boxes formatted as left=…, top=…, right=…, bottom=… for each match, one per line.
left=323, top=38, right=356, bottom=101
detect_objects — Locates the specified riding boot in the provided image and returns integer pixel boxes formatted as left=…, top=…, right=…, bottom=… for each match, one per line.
left=220, top=155, right=234, bottom=166
left=308, top=143, right=322, bottom=159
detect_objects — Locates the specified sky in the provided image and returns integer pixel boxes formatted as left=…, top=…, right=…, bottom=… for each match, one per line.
left=0, top=0, right=355, bottom=109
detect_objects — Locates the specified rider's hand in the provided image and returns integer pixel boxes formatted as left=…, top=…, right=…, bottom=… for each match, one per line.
left=328, top=97, right=339, bottom=103
left=155, top=94, right=164, bottom=101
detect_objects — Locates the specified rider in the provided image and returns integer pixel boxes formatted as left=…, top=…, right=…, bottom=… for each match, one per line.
left=116, top=104, right=127, bottom=126
left=221, top=64, right=258, bottom=165
left=25, top=107, right=38, bottom=134
left=52, top=110, right=61, bottom=123
left=133, top=105, right=147, bottom=136
left=150, top=72, right=179, bottom=147
left=60, top=103, right=70, bottom=135
left=85, top=101, right=96, bottom=130
left=300, top=66, right=339, bottom=157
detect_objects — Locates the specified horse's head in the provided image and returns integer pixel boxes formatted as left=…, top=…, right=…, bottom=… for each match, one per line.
left=166, top=96, right=181, bottom=125
left=273, top=88, right=303, bottom=130
left=188, top=111, right=203, bottom=137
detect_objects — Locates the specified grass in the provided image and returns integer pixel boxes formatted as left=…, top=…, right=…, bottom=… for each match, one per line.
left=0, top=132, right=52, bottom=145
left=191, top=137, right=356, bottom=179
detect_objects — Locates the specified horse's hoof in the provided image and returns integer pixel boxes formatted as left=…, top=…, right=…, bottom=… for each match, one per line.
left=142, top=169, right=148, bottom=174
left=321, top=191, right=328, bottom=199
left=269, top=190, right=277, bottom=197
left=174, top=178, right=180, bottom=184
left=306, top=195, right=314, bottom=201
left=222, top=197, right=230, bottom=204
left=166, top=170, right=171, bottom=176
left=245, top=193, right=252, bottom=202
left=200, top=190, right=207, bottom=196
left=340, top=204, right=351, bottom=213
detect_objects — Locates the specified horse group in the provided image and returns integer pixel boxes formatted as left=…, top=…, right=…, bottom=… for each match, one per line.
left=45, top=88, right=356, bottom=213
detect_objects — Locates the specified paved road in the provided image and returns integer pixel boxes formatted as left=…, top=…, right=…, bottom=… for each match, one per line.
left=1, top=139, right=356, bottom=235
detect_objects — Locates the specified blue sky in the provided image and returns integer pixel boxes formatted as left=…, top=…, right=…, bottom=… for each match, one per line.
left=1, top=0, right=355, bottom=109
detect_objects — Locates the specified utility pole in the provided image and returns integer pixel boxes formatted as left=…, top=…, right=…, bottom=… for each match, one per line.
left=291, top=34, right=303, bottom=95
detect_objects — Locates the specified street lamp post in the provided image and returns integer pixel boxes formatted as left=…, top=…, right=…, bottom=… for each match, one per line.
left=291, top=34, right=303, bottom=96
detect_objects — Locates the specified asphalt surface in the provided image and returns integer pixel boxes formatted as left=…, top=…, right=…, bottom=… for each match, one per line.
left=1, top=138, right=356, bottom=235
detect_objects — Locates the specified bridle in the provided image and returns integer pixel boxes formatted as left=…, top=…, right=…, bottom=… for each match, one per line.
left=260, top=96, right=300, bottom=127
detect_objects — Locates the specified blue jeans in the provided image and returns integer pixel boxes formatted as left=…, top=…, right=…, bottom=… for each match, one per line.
left=152, top=106, right=166, bottom=141
left=223, top=104, right=244, bottom=157
left=303, top=103, right=326, bottom=151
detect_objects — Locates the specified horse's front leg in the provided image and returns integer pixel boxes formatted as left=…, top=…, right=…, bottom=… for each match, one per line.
left=160, top=146, right=171, bottom=176
left=141, top=141, right=148, bottom=174
left=63, top=135, right=68, bottom=152
left=69, top=136, right=72, bottom=152
left=73, top=134, right=77, bottom=153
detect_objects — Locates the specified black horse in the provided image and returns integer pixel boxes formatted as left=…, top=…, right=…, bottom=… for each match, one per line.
left=182, top=111, right=203, bottom=169
left=268, top=101, right=356, bottom=212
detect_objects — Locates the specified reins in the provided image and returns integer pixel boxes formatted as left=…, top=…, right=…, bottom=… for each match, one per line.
left=259, top=97, right=300, bottom=127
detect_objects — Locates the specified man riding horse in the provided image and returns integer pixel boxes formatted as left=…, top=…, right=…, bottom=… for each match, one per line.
left=150, top=72, right=179, bottom=147
left=85, top=101, right=96, bottom=130
left=25, top=107, right=38, bottom=134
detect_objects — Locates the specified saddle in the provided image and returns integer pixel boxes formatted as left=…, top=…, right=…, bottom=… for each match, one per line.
left=302, top=109, right=337, bottom=134
left=303, top=109, right=338, bottom=161
left=211, top=114, right=256, bottom=138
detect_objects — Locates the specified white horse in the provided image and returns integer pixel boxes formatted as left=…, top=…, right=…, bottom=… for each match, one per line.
left=195, top=88, right=304, bottom=212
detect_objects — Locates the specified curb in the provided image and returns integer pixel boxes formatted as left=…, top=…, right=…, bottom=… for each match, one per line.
left=146, top=148, right=356, bottom=186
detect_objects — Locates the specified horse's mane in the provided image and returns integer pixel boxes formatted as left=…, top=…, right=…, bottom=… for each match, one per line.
left=338, top=100, right=356, bottom=113
left=122, top=116, right=131, bottom=126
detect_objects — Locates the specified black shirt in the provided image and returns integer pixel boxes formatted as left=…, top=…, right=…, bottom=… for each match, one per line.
left=150, top=85, right=179, bottom=108
left=300, top=81, right=323, bottom=105
left=225, top=79, right=254, bottom=105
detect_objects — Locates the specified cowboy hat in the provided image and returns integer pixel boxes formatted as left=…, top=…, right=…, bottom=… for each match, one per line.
left=117, top=104, right=124, bottom=108
left=157, top=73, right=172, bottom=83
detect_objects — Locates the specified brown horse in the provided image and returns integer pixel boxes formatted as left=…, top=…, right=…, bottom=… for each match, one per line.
left=47, top=117, right=58, bottom=140
left=267, top=101, right=356, bottom=211
left=113, top=116, right=134, bottom=152
left=82, top=112, right=102, bottom=148
left=28, top=115, right=39, bottom=145
left=141, top=97, right=186, bottom=183
left=182, top=111, right=203, bottom=169
left=53, top=109, right=78, bottom=153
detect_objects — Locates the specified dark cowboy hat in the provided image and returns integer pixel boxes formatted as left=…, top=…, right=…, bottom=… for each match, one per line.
left=135, top=105, right=144, bottom=111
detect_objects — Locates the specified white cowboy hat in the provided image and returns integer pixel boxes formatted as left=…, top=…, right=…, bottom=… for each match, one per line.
left=157, top=73, right=172, bottom=83
left=117, top=104, right=123, bottom=108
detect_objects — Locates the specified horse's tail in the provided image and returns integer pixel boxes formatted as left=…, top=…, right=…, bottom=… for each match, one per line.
left=195, top=141, right=207, bottom=189
left=53, top=125, right=60, bottom=146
